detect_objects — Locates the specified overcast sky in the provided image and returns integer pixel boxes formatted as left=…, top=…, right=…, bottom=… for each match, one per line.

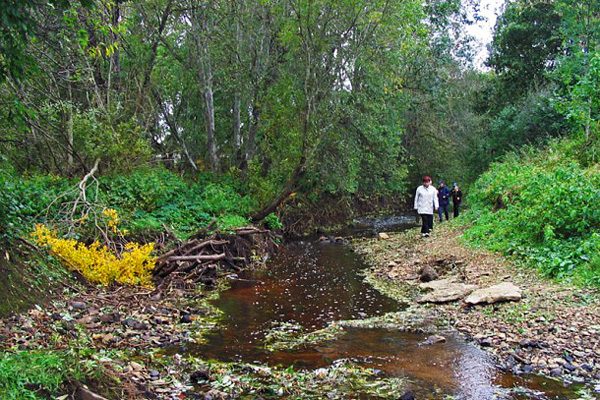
left=464, top=0, right=505, bottom=69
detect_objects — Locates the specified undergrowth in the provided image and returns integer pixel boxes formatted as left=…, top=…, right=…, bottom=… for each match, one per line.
left=0, top=351, right=106, bottom=400
left=461, top=137, right=600, bottom=286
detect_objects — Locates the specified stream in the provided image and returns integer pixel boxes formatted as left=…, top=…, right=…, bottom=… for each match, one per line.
left=181, top=216, right=584, bottom=399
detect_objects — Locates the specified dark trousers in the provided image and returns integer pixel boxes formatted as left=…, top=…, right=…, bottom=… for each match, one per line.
left=438, top=205, right=449, bottom=221
left=453, top=203, right=460, bottom=217
left=420, top=214, right=433, bottom=234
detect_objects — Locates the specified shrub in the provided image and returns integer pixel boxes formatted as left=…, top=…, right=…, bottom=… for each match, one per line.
left=462, top=138, right=600, bottom=285
left=32, top=224, right=155, bottom=287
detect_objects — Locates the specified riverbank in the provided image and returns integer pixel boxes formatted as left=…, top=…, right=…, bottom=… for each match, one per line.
left=353, top=222, right=600, bottom=385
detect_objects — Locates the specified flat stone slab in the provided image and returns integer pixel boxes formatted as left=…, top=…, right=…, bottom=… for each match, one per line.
left=419, top=277, right=459, bottom=291
left=417, top=282, right=478, bottom=303
left=464, top=282, right=522, bottom=305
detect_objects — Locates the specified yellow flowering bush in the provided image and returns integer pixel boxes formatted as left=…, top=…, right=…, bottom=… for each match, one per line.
left=102, top=208, right=120, bottom=233
left=32, top=224, right=155, bottom=287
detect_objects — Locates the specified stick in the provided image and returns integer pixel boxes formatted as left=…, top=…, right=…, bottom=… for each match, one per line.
left=167, top=253, right=226, bottom=262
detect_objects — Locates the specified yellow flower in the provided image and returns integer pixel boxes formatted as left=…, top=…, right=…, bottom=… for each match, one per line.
left=31, top=224, right=155, bottom=288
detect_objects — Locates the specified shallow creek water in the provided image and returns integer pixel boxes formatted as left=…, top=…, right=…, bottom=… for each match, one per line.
left=183, top=217, right=584, bottom=399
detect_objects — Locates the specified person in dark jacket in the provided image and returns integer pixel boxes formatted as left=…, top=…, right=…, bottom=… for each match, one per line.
left=452, top=183, right=463, bottom=217
left=437, top=181, right=450, bottom=222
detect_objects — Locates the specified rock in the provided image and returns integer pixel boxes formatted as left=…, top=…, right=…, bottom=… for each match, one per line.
left=149, top=370, right=160, bottom=380
left=377, top=232, right=390, bottom=240
left=418, top=265, right=438, bottom=282
left=122, top=318, right=147, bottom=330
left=519, top=339, right=543, bottom=348
left=419, top=277, right=459, bottom=290
left=464, top=282, right=522, bottom=305
left=564, top=363, right=577, bottom=372
left=399, top=391, right=415, bottom=400
left=190, top=369, right=210, bottom=383
left=100, top=312, right=120, bottom=323
left=71, top=301, right=87, bottom=310
left=387, top=261, right=398, bottom=268
left=582, top=364, right=593, bottom=372
left=420, top=335, right=446, bottom=346
left=550, top=367, right=562, bottom=377
left=50, top=312, right=62, bottom=321
left=76, top=385, right=109, bottom=400
left=522, top=364, right=534, bottom=374
left=417, top=283, right=478, bottom=303
left=180, top=314, right=193, bottom=324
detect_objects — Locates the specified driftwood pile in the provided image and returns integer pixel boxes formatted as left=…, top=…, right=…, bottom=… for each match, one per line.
left=153, top=226, right=278, bottom=290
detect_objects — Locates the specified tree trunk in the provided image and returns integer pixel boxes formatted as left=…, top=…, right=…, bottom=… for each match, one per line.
left=250, top=155, right=306, bottom=222
left=197, top=15, right=219, bottom=171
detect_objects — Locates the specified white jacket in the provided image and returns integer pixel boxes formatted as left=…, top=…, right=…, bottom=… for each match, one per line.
left=414, top=185, right=439, bottom=215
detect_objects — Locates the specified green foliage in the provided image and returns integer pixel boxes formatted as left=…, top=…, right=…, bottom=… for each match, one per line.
left=1, top=166, right=257, bottom=242
left=463, top=138, right=600, bottom=285
left=0, top=351, right=95, bottom=399
left=0, top=166, right=72, bottom=240
left=97, top=169, right=256, bottom=237
left=264, top=213, right=284, bottom=230
left=488, top=0, right=562, bottom=97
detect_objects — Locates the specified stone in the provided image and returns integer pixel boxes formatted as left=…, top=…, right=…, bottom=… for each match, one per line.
left=420, top=335, right=446, bottom=346
left=399, top=391, right=415, bottom=400
left=550, top=368, right=562, bottom=377
left=564, top=363, right=577, bottom=372
left=418, top=265, right=438, bottom=282
left=76, top=386, right=109, bottom=400
left=419, top=277, right=459, bottom=290
left=417, top=283, right=478, bottom=303
left=180, top=314, right=193, bottom=324
left=122, top=318, right=147, bottom=330
left=71, top=301, right=87, bottom=310
left=464, top=282, right=522, bottom=305
left=377, top=232, right=390, bottom=240
left=522, top=364, right=534, bottom=374
left=190, top=369, right=210, bottom=383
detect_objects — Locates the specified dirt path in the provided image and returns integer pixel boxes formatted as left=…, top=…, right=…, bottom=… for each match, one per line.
left=352, top=223, right=600, bottom=385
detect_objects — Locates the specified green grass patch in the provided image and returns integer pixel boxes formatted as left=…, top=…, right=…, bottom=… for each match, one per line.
left=0, top=350, right=105, bottom=400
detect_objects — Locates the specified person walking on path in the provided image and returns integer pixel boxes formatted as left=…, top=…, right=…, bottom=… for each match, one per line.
left=437, top=181, right=450, bottom=222
left=452, top=182, right=463, bottom=217
left=414, top=176, right=438, bottom=237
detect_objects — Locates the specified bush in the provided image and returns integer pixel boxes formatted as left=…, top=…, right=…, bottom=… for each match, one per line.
left=32, top=224, right=156, bottom=287
left=462, top=138, right=600, bottom=285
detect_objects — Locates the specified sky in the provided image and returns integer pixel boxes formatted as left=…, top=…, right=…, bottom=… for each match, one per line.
left=464, top=0, right=505, bottom=69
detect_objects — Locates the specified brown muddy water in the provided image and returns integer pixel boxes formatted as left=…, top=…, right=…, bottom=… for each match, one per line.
left=181, top=216, right=588, bottom=399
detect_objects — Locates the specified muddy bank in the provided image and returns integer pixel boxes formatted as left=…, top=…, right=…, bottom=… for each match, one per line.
left=352, top=223, right=600, bottom=387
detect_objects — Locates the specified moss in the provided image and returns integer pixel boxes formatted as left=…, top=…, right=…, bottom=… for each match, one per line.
left=362, top=268, right=413, bottom=303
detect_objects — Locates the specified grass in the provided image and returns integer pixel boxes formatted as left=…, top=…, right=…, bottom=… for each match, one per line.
left=0, top=351, right=105, bottom=400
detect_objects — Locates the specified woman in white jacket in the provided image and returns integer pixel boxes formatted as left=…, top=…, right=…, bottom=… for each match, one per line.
left=414, top=176, right=438, bottom=237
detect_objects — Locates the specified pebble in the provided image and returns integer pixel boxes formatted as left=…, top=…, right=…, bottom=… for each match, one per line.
left=71, top=301, right=87, bottom=310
